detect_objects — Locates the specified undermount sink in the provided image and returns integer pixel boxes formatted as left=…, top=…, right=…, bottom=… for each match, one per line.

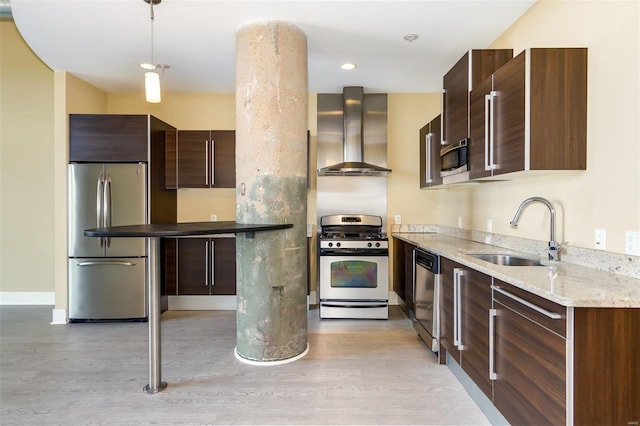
left=468, top=253, right=542, bottom=267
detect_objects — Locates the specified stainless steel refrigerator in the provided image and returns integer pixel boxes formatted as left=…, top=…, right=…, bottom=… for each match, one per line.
left=68, top=163, right=148, bottom=321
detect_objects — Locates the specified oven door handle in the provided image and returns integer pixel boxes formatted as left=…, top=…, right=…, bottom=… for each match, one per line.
left=320, top=303, right=388, bottom=308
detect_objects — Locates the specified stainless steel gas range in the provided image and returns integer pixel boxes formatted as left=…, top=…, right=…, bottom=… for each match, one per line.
left=318, top=214, right=389, bottom=319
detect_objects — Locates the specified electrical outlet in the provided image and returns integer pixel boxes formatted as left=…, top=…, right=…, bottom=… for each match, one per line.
left=594, top=228, right=606, bottom=250
left=457, top=217, right=463, bottom=228
left=394, top=215, right=401, bottom=225
left=210, top=214, right=217, bottom=222
left=486, top=219, right=493, bottom=233
left=625, top=231, right=640, bottom=256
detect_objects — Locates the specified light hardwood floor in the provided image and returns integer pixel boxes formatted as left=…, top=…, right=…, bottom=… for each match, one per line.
left=0, top=305, right=489, bottom=425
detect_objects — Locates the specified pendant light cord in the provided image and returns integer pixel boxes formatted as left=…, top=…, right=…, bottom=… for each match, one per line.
left=149, top=0, right=155, bottom=66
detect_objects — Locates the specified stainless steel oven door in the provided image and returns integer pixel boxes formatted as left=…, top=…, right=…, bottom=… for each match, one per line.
left=319, top=255, right=389, bottom=301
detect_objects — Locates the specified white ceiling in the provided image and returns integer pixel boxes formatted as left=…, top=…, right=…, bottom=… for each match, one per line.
left=10, top=0, right=535, bottom=94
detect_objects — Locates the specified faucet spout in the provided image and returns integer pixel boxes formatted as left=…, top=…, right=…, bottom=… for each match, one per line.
left=510, top=197, right=559, bottom=261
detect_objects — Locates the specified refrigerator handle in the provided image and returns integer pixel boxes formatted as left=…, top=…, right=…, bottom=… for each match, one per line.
left=96, top=172, right=105, bottom=248
left=104, top=174, right=112, bottom=247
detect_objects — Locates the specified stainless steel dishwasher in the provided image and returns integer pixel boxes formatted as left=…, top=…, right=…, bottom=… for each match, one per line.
left=413, top=248, right=440, bottom=353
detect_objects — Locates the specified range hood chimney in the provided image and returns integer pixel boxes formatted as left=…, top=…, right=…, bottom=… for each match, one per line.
left=317, top=86, right=391, bottom=176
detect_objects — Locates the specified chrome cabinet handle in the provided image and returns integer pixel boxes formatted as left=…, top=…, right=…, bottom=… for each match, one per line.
left=211, top=139, right=215, bottom=186
left=491, top=285, right=562, bottom=319
left=484, top=93, right=491, bottom=171
left=210, top=240, right=215, bottom=288
left=205, top=139, right=209, bottom=186
left=454, top=268, right=465, bottom=350
left=204, top=240, right=209, bottom=286
left=441, top=89, right=446, bottom=145
left=489, top=90, right=497, bottom=171
left=425, top=133, right=432, bottom=184
left=453, top=267, right=465, bottom=349
left=489, top=308, right=498, bottom=380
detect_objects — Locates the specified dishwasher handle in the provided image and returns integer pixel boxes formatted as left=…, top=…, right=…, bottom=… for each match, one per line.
left=414, top=249, right=439, bottom=273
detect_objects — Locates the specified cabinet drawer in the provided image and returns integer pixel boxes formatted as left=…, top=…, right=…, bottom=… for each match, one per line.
left=492, top=279, right=567, bottom=337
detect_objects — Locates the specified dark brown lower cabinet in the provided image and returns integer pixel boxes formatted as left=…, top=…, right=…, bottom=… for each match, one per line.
left=573, top=308, right=640, bottom=426
left=493, top=283, right=567, bottom=425
left=439, top=258, right=492, bottom=396
left=435, top=259, right=640, bottom=425
left=175, top=237, right=236, bottom=295
left=392, top=238, right=416, bottom=317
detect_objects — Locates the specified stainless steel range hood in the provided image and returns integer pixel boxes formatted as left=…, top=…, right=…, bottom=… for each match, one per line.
left=317, top=87, right=391, bottom=176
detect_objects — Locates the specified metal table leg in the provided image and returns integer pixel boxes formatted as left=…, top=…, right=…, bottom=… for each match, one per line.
left=143, top=236, right=167, bottom=394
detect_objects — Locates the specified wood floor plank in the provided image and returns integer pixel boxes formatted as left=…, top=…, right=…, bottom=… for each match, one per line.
left=0, top=306, right=489, bottom=425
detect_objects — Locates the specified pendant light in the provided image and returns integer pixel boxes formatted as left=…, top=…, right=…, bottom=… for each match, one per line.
left=140, top=0, right=169, bottom=103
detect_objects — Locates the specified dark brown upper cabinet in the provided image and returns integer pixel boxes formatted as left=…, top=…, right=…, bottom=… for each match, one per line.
left=442, top=49, right=513, bottom=148
left=70, top=114, right=151, bottom=162
left=167, top=130, right=236, bottom=189
left=419, top=114, right=442, bottom=188
left=469, top=48, right=587, bottom=179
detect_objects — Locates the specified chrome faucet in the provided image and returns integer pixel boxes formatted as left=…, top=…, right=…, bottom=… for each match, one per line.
left=510, top=197, right=560, bottom=261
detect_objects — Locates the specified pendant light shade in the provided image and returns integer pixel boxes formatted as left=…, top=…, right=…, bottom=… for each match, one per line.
left=141, top=0, right=167, bottom=103
left=145, top=71, right=161, bottom=103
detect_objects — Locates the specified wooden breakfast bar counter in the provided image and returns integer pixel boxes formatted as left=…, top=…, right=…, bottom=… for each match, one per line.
left=84, top=221, right=293, bottom=394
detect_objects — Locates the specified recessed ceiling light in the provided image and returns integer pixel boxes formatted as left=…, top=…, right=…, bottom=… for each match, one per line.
left=403, top=33, right=419, bottom=43
left=341, top=63, right=357, bottom=71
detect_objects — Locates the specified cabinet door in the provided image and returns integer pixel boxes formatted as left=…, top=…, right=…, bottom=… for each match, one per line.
left=69, top=114, right=149, bottom=162
left=392, top=238, right=407, bottom=306
left=439, top=258, right=460, bottom=363
left=419, top=116, right=442, bottom=188
left=459, top=266, right=492, bottom=398
left=442, top=52, right=470, bottom=146
left=442, top=50, right=513, bottom=148
left=468, top=77, right=494, bottom=179
left=492, top=52, right=526, bottom=176
left=177, top=130, right=210, bottom=188
left=403, top=243, right=415, bottom=315
left=493, top=281, right=566, bottom=425
left=210, top=130, right=236, bottom=188
left=177, top=238, right=209, bottom=295
left=164, top=129, right=177, bottom=189
left=211, top=238, right=236, bottom=295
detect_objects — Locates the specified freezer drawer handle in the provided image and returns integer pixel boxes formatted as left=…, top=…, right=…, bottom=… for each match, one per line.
left=77, top=261, right=136, bottom=267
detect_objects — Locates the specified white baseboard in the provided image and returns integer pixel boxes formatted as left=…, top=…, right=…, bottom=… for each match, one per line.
left=51, top=308, right=67, bottom=325
left=0, top=292, right=55, bottom=305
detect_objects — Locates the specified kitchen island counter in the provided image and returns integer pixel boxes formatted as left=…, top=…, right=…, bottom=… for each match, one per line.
left=84, top=221, right=293, bottom=394
left=393, top=232, right=640, bottom=308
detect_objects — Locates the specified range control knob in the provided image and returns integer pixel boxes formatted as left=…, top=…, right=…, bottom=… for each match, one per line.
left=328, top=242, right=333, bottom=247
left=336, top=242, right=341, bottom=248
left=367, top=242, right=373, bottom=248
left=375, top=242, right=381, bottom=247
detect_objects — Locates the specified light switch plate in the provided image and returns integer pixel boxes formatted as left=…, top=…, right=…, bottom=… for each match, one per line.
left=394, top=215, right=401, bottom=225
left=210, top=214, right=217, bottom=222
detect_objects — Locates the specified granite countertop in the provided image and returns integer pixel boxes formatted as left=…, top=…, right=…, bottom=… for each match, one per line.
left=393, top=232, right=640, bottom=308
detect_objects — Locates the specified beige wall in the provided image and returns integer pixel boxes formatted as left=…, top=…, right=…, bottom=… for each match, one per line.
left=1, top=0, right=638, bottom=302
left=0, top=21, right=55, bottom=293
left=432, top=0, right=640, bottom=254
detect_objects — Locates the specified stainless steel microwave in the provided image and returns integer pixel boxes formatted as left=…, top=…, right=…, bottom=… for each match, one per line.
left=440, top=138, right=469, bottom=179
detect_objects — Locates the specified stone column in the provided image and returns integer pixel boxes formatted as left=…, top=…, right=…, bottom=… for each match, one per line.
left=234, top=20, right=308, bottom=363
